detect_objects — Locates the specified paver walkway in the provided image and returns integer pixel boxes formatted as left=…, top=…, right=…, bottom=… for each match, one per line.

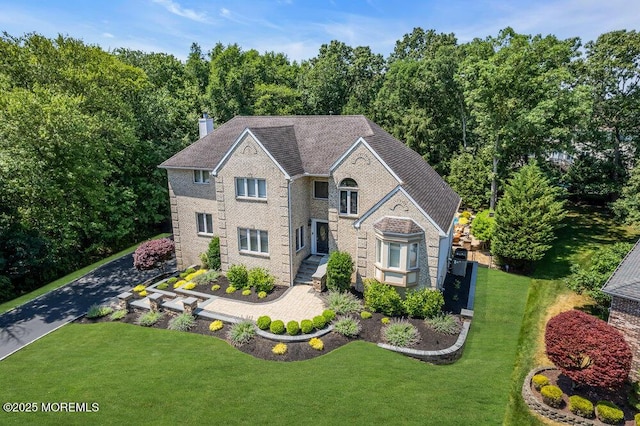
left=202, top=285, right=326, bottom=322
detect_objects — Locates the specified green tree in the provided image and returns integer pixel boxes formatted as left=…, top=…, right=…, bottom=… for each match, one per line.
left=446, top=147, right=492, bottom=210
left=471, top=210, right=496, bottom=246
left=612, top=165, right=640, bottom=226
left=492, top=162, right=566, bottom=270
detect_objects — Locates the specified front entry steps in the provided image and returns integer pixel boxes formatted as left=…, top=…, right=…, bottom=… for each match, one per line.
left=294, top=255, right=324, bottom=285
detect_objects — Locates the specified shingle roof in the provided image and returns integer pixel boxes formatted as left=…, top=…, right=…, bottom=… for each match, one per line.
left=159, top=115, right=460, bottom=233
left=374, top=217, right=423, bottom=235
left=602, top=239, right=640, bottom=301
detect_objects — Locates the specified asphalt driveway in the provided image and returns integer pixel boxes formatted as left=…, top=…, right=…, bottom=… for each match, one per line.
left=0, top=254, right=176, bottom=361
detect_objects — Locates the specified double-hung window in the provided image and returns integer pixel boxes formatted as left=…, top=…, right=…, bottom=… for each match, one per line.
left=235, top=177, right=267, bottom=199
left=196, top=213, right=213, bottom=235
left=239, top=228, right=269, bottom=254
left=339, top=178, right=358, bottom=215
left=194, top=170, right=210, bottom=184
left=295, top=226, right=305, bottom=251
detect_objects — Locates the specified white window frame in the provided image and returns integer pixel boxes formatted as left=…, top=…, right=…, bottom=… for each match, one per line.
left=339, top=179, right=358, bottom=215
left=238, top=228, right=269, bottom=254
left=295, top=225, right=305, bottom=252
left=375, top=238, right=420, bottom=272
left=235, top=177, right=267, bottom=199
left=194, top=170, right=210, bottom=184
left=196, top=213, right=213, bottom=235
left=313, top=181, right=329, bottom=200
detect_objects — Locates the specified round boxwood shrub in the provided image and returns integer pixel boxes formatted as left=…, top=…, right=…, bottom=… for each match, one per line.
left=286, top=320, right=300, bottom=336
left=300, top=319, right=314, bottom=334
left=360, top=311, right=372, bottom=319
left=258, top=291, right=267, bottom=299
left=227, top=264, right=249, bottom=289
left=270, top=319, right=285, bottom=335
left=403, top=288, right=444, bottom=319
left=540, top=385, right=563, bottom=408
left=256, top=315, right=271, bottom=330
left=326, top=251, right=353, bottom=292
left=167, top=277, right=178, bottom=285
left=569, top=395, right=594, bottom=419
left=596, top=400, right=624, bottom=424
left=242, top=289, right=251, bottom=296
left=322, top=309, right=336, bottom=322
left=363, top=278, right=404, bottom=316
left=532, top=374, right=550, bottom=391
left=312, top=315, right=327, bottom=329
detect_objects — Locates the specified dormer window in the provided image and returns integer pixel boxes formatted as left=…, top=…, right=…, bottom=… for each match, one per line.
left=194, top=170, right=210, bottom=184
left=339, top=178, right=358, bottom=215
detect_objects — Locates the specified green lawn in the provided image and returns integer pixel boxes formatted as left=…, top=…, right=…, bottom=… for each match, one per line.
left=0, top=267, right=529, bottom=425
left=0, top=233, right=171, bottom=315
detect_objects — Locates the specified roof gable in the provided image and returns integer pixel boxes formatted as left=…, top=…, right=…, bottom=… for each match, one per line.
left=602, top=239, right=640, bottom=301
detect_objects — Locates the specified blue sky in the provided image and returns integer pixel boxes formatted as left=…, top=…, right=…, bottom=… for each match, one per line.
left=0, top=0, right=637, bottom=61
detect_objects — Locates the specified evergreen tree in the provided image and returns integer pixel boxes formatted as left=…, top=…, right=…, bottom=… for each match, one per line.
left=492, top=162, right=566, bottom=270
left=611, top=164, right=640, bottom=227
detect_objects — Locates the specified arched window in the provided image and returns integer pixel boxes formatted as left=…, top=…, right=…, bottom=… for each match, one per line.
left=339, top=178, right=358, bottom=215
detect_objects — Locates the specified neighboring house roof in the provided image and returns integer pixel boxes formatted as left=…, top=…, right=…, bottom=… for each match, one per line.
left=374, top=217, right=423, bottom=235
left=159, top=115, right=461, bottom=233
left=602, top=239, right=640, bottom=301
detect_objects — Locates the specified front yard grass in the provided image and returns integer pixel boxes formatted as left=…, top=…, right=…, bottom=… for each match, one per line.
left=0, top=267, right=529, bottom=425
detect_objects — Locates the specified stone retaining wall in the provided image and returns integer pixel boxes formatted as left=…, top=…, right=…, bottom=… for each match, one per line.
left=522, top=367, right=597, bottom=426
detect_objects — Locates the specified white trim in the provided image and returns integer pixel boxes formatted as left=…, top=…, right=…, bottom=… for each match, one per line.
left=329, top=137, right=403, bottom=184
left=354, top=186, right=447, bottom=237
left=310, top=219, right=329, bottom=255
left=212, top=128, right=291, bottom=179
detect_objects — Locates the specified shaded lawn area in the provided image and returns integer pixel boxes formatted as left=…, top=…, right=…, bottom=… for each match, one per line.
left=0, top=267, right=529, bottom=425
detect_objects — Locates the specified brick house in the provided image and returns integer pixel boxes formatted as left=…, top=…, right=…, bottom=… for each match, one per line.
left=602, top=239, right=640, bottom=377
left=159, top=115, right=461, bottom=290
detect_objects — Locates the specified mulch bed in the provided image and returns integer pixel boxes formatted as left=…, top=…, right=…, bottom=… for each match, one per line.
left=77, top=309, right=460, bottom=362
left=530, top=368, right=637, bottom=425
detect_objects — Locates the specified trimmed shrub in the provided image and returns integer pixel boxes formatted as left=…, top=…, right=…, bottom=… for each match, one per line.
left=383, top=319, right=420, bottom=347
left=227, top=264, right=249, bottom=289
left=312, top=315, right=327, bottom=329
left=326, top=251, right=353, bottom=291
left=168, top=313, right=195, bottom=331
left=540, top=385, right=563, bottom=408
left=227, top=320, right=256, bottom=347
left=110, top=309, right=126, bottom=321
left=381, top=317, right=390, bottom=324
left=309, top=337, right=324, bottom=350
left=156, top=282, right=169, bottom=290
left=179, top=272, right=188, bottom=279
left=137, top=311, right=163, bottom=327
left=325, top=291, right=362, bottom=315
left=360, top=311, right=372, bottom=319
left=300, top=319, right=314, bottom=334
left=86, top=304, right=114, bottom=319
left=363, top=278, right=404, bottom=316
left=256, top=315, right=272, bottom=330
left=628, top=381, right=640, bottom=411
left=242, top=289, right=251, bottom=296
left=193, top=270, right=220, bottom=286
left=174, top=280, right=186, bottom=289
left=184, top=282, right=196, bottom=290
left=209, top=320, right=223, bottom=332
left=270, top=320, right=285, bottom=335
left=207, top=236, right=221, bottom=270
left=272, top=343, right=287, bottom=355
left=226, top=286, right=237, bottom=294
left=167, top=277, right=178, bottom=285
left=531, top=374, right=550, bottom=391
left=596, top=400, right=624, bottom=424
left=133, top=238, right=175, bottom=272
left=545, top=310, right=632, bottom=388
left=258, top=291, right=267, bottom=299
left=139, top=290, right=148, bottom=297
left=426, top=313, right=461, bottom=335
left=185, top=267, right=196, bottom=275
left=286, top=320, right=300, bottom=336
left=211, top=284, right=221, bottom=291
left=133, top=284, right=146, bottom=292
left=569, top=395, right=594, bottom=419
left=322, top=309, right=336, bottom=322
left=248, top=267, right=275, bottom=293
left=403, top=288, right=444, bottom=319
left=635, top=413, right=640, bottom=426
left=333, top=316, right=362, bottom=337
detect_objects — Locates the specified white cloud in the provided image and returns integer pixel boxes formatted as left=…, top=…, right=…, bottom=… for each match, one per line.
left=102, top=32, right=115, bottom=38
left=152, top=0, right=209, bottom=23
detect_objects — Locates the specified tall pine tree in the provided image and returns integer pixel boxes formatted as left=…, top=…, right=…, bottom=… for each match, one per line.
left=492, top=162, right=565, bottom=270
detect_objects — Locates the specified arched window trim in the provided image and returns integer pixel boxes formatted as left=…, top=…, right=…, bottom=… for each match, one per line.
left=339, top=178, right=358, bottom=215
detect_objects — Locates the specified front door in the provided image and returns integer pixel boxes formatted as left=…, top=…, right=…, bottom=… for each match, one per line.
left=314, top=221, right=329, bottom=255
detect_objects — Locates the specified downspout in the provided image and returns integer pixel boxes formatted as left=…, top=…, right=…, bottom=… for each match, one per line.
left=287, top=178, right=293, bottom=286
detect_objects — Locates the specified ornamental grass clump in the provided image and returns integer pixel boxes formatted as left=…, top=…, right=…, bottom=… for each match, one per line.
left=426, top=313, right=461, bottom=335
left=569, top=395, right=594, bottom=419
left=540, top=385, right=563, bottom=408
left=270, top=320, right=285, bottom=335
left=86, top=304, right=114, bottom=319
left=168, top=313, right=195, bottom=331
left=272, top=343, right=287, bottom=355
left=383, top=319, right=420, bottom=348
left=209, top=320, right=223, bottom=332
left=137, top=311, right=163, bottom=327
left=333, top=316, right=362, bottom=338
left=596, top=400, right=623, bottom=424
left=227, top=320, right=256, bottom=347
left=325, top=291, right=362, bottom=315
left=193, top=270, right=219, bottom=286
left=109, top=309, right=126, bottom=321
left=309, top=337, right=324, bottom=351
left=531, top=374, right=550, bottom=391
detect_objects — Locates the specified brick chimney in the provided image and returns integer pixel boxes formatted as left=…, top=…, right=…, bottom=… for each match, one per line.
left=198, top=113, right=214, bottom=139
